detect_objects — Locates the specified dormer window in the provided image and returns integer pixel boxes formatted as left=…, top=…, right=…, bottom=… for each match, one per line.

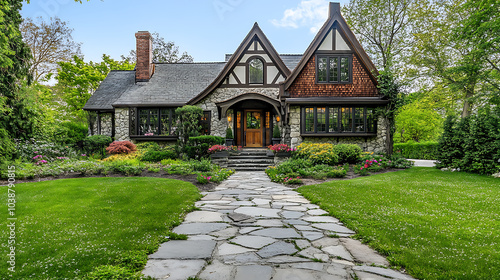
left=317, top=55, right=351, bottom=83
left=249, top=58, right=264, bottom=84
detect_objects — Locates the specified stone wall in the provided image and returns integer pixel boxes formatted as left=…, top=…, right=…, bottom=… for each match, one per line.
left=114, top=108, right=130, bottom=141
left=196, top=87, right=280, bottom=138
left=287, top=105, right=387, bottom=154
left=100, top=113, right=113, bottom=137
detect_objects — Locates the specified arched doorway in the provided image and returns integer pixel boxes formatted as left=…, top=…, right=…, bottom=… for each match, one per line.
left=216, top=93, right=282, bottom=147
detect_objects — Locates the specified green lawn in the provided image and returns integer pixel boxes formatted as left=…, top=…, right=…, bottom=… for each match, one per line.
left=298, top=168, right=500, bottom=280
left=0, top=177, right=200, bottom=279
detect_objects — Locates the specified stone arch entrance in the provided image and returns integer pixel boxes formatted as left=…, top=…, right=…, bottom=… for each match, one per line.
left=216, top=93, right=282, bottom=147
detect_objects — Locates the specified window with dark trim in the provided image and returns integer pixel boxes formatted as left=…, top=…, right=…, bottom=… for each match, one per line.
left=138, top=108, right=177, bottom=136
left=302, top=106, right=376, bottom=134
left=249, top=58, right=264, bottom=84
left=317, top=55, right=351, bottom=83
left=200, top=111, right=211, bottom=135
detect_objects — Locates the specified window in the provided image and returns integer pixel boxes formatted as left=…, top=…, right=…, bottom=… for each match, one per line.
left=302, top=106, right=376, bottom=134
left=138, top=108, right=175, bottom=136
left=137, top=108, right=209, bottom=137
left=200, top=111, right=211, bottom=135
left=317, top=55, right=351, bottom=83
left=249, top=58, right=264, bottom=84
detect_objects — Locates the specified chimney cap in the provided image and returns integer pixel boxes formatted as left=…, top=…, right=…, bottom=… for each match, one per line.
left=329, top=2, right=341, bottom=18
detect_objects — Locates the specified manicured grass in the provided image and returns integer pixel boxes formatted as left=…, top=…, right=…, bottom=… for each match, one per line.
left=298, top=168, right=500, bottom=280
left=0, top=177, right=201, bottom=279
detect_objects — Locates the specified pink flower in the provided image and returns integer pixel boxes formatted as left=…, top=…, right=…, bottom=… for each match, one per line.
left=81, top=154, right=87, bottom=157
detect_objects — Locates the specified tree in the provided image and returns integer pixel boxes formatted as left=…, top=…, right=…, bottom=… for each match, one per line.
left=0, top=0, right=33, bottom=139
left=124, top=32, right=193, bottom=63
left=20, top=17, right=81, bottom=82
left=56, top=54, right=134, bottom=119
left=342, top=0, right=430, bottom=74
left=377, top=67, right=406, bottom=154
left=408, top=0, right=496, bottom=117
left=395, top=103, right=443, bottom=143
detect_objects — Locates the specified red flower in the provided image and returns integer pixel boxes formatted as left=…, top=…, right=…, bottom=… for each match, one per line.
left=364, top=164, right=369, bottom=168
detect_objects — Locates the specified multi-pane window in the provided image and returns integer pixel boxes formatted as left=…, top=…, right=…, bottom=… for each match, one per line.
left=317, top=55, right=351, bottom=83
left=249, top=58, right=264, bottom=84
left=137, top=108, right=209, bottom=136
left=305, top=107, right=315, bottom=132
left=302, top=106, right=376, bottom=134
left=200, top=111, right=211, bottom=135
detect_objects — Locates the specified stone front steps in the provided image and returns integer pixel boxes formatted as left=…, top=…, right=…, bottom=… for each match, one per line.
left=228, top=148, right=274, bottom=171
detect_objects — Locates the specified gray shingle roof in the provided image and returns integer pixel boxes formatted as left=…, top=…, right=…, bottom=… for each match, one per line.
left=112, top=63, right=226, bottom=107
left=279, top=54, right=303, bottom=71
left=225, top=54, right=303, bottom=71
left=83, top=70, right=135, bottom=110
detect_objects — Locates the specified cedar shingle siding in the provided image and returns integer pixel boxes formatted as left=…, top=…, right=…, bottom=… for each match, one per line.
left=287, top=55, right=378, bottom=98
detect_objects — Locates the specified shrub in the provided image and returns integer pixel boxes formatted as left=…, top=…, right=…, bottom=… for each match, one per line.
left=327, top=168, right=347, bottom=178
left=175, top=105, right=203, bottom=147
left=273, top=125, right=280, bottom=138
left=15, top=139, right=78, bottom=160
left=83, top=135, right=113, bottom=157
left=333, top=144, right=362, bottom=164
left=106, top=141, right=137, bottom=155
left=353, top=165, right=369, bottom=176
left=0, top=129, right=15, bottom=163
left=190, top=159, right=213, bottom=172
left=140, top=150, right=177, bottom=162
left=53, top=121, right=88, bottom=147
left=294, top=143, right=339, bottom=165
left=197, top=173, right=212, bottom=184
left=436, top=109, right=500, bottom=175
left=283, top=176, right=302, bottom=184
left=166, top=163, right=193, bottom=175
left=185, top=135, right=225, bottom=159
left=393, top=141, right=439, bottom=160
left=225, top=127, right=233, bottom=139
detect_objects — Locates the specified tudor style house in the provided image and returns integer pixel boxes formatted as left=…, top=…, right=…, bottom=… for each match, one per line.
left=83, top=2, right=389, bottom=153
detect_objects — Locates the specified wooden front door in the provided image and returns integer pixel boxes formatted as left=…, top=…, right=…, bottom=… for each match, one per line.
left=244, top=110, right=263, bottom=147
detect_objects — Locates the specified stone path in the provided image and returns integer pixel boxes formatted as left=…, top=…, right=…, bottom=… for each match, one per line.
left=142, top=172, right=416, bottom=280
left=408, top=159, right=436, bottom=167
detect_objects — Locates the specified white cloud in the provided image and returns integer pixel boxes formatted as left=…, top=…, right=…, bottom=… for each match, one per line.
left=271, top=0, right=329, bottom=33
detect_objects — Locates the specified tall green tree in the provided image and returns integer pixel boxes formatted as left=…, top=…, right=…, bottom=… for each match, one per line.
left=56, top=54, right=134, bottom=120
left=0, top=0, right=33, bottom=139
left=342, top=0, right=431, bottom=75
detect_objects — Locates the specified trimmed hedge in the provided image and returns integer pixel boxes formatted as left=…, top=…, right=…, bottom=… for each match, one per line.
left=184, top=135, right=225, bottom=160
left=393, top=141, right=439, bottom=160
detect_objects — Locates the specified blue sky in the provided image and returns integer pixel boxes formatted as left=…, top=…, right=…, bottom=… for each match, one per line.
left=21, top=0, right=348, bottom=63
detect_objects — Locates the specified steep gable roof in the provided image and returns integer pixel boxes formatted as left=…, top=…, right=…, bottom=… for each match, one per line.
left=284, top=2, right=378, bottom=91
left=112, top=63, right=226, bottom=107
left=188, top=23, right=291, bottom=105
left=83, top=70, right=136, bottom=111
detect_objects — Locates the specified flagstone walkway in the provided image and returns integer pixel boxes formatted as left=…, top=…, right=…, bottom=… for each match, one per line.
left=142, top=172, right=416, bottom=280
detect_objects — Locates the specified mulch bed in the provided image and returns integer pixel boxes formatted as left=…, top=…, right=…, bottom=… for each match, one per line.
left=1, top=168, right=406, bottom=192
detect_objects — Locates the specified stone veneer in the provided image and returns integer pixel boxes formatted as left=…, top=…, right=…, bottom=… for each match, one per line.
left=100, top=113, right=113, bottom=137
left=195, top=87, right=280, bottom=138
left=114, top=108, right=130, bottom=141
left=287, top=106, right=387, bottom=154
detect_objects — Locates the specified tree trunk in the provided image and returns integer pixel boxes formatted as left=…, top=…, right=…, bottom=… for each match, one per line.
left=461, top=88, right=474, bottom=118
left=385, top=116, right=393, bottom=156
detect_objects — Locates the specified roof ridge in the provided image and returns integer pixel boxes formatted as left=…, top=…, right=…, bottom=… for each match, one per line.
left=153, top=62, right=226, bottom=65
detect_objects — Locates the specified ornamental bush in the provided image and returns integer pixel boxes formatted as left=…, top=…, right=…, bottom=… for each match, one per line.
left=393, top=141, right=439, bottom=160
left=83, top=135, right=113, bottom=157
left=185, top=135, right=225, bottom=159
left=436, top=108, right=500, bottom=175
left=106, top=141, right=137, bottom=155
left=333, top=144, right=362, bottom=164
left=294, top=143, right=339, bottom=165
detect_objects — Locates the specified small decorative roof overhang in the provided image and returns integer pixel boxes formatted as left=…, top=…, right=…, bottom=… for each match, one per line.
left=216, top=93, right=283, bottom=120
left=285, top=97, right=389, bottom=106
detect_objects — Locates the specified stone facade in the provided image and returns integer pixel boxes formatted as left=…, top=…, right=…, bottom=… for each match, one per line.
left=287, top=105, right=387, bottom=154
left=100, top=113, right=113, bottom=137
left=195, top=87, right=280, bottom=138
left=114, top=108, right=130, bottom=141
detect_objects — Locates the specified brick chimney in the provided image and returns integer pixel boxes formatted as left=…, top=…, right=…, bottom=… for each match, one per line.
left=329, top=2, right=341, bottom=18
left=135, top=31, right=154, bottom=82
